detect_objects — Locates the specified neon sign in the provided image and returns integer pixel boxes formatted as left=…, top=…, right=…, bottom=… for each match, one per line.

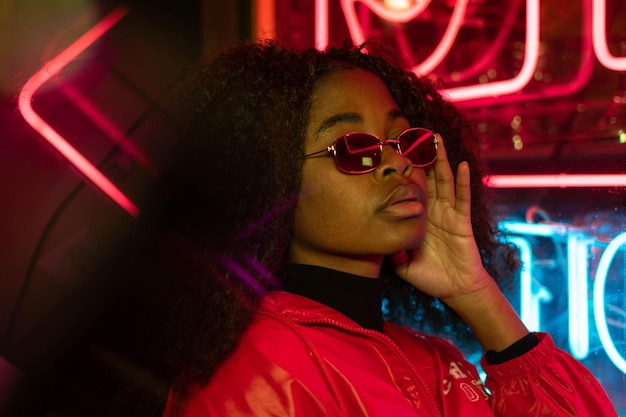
left=314, top=0, right=625, bottom=101
left=318, top=0, right=541, bottom=100
left=17, top=7, right=139, bottom=217
left=501, top=221, right=626, bottom=374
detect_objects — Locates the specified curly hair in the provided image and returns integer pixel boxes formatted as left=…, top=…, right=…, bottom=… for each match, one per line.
left=139, top=39, right=519, bottom=411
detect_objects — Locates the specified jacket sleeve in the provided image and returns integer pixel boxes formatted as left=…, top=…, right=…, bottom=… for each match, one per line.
left=481, top=332, right=617, bottom=417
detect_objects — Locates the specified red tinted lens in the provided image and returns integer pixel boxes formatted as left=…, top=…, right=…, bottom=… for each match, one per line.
left=398, top=128, right=437, bottom=167
left=334, top=133, right=382, bottom=173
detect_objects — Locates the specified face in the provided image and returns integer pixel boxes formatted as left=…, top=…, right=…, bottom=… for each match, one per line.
left=289, top=68, right=429, bottom=277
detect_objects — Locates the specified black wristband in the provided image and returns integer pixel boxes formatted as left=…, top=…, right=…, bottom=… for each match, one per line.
left=484, top=332, right=539, bottom=365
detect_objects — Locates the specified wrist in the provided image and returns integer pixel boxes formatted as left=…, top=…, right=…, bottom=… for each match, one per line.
left=442, top=274, right=529, bottom=352
left=484, top=332, right=539, bottom=364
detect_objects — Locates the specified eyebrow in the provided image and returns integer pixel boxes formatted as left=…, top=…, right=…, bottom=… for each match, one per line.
left=315, top=108, right=408, bottom=137
left=315, top=113, right=361, bottom=136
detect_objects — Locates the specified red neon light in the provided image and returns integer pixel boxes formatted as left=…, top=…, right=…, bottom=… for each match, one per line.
left=59, top=83, right=156, bottom=174
left=411, top=0, right=468, bottom=76
left=331, top=0, right=540, bottom=101
left=17, top=7, right=139, bottom=218
left=441, top=0, right=540, bottom=101
left=591, top=0, right=626, bottom=71
left=442, top=0, right=523, bottom=85
left=255, top=0, right=276, bottom=40
left=456, top=0, right=594, bottom=109
left=340, top=0, right=432, bottom=49
left=485, top=174, right=626, bottom=188
left=315, top=0, right=329, bottom=49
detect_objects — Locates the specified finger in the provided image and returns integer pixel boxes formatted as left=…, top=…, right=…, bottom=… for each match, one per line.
left=455, top=161, right=472, bottom=217
left=427, top=134, right=456, bottom=204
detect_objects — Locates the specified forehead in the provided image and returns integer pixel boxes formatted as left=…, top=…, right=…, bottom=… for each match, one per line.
left=306, top=68, right=404, bottom=138
left=310, top=69, right=396, bottom=113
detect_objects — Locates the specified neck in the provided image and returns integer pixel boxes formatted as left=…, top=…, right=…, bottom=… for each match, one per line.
left=287, top=251, right=383, bottom=278
left=284, top=264, right=385, bottom=331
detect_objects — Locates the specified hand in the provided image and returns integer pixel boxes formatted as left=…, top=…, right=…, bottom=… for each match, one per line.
left=390, top=134, right=492, bottom=304
left=390, top=134, right=529, bottom=351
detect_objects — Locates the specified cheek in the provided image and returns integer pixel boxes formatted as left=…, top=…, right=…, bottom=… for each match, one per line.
left=293, top=168, right=364, bottom=238
left=296, top=172, right=345, bottom=225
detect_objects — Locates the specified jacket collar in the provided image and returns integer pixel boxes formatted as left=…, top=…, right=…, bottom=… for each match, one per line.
left=260, top=290, right=367, bottom=330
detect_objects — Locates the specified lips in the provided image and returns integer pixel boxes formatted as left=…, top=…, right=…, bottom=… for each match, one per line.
left=379, top=183, right=426, bottom=218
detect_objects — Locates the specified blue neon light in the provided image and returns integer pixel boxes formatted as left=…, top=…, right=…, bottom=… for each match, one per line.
left=500, top=221, right=625, bottom=372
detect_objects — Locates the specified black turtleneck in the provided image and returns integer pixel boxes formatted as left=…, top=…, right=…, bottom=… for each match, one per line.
left=282, top=264, right=539, bottom=364
left=283, top=263, right=384, bottom=332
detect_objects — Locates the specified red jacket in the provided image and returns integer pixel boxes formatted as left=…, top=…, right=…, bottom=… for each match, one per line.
left=164, top=290, right=617, bottom=416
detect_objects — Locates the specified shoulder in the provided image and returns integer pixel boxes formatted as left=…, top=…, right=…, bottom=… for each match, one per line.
left=209, top=290, right=353, bottom=377
left=228, top=291, right=321, bottom=359
left=176, top=292, right=342, bottom=416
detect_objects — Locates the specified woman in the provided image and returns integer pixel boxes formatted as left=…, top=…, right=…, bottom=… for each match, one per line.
left=154, top=40, right=616, bottom=416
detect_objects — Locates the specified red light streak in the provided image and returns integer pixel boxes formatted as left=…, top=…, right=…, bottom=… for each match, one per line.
left=17, top=7, right=139, bottom=218
left=592, top=0, right=626, bottom=71
left=485, top=174, right=626, bottom=188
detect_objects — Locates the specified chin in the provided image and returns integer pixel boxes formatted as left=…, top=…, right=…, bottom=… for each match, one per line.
left=385, top=233, right=425, bottom=253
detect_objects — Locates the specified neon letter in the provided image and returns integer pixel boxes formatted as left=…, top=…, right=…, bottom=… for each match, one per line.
left=568, top=234, right=591, bottom=359
left=593, top=232, right=626, bottom=374
left=508, top=236, right=553, bottom=332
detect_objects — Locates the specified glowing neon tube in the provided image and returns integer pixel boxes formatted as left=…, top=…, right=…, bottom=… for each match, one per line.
left=315, top=0, right=329, bottom=49
left=411, top=0, right=469, bottom=76
left=255, top=0, right=276, bottom=40
left=568, top=234, right=590, bottom=359
left=500, top=221, right=570, bottom=238
left=17, top=7, right=139, bottom=218
left=456, top=0, right=594, bottom=109
left=592, top=0, right=626, bottom=71
left=443, top=0, right=522, bottom=85
left=338, top=0, right=461, bottom=74
left=503, top=222, right=626, bottom=374
left=593, top=231, right=626, bottom=374
left=508, top=237, right=543, bottom=331
left=340, top=0, right=432, bottom=49
left=332, top=0, right=538, bottom=100
left=441, top=0, right=540, bottom=101
left=485, top=174, right=626, bottom=188
left=59, top=83, right=155, bottom=173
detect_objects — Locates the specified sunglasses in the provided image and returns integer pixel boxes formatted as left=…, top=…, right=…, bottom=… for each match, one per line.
left=304, top=127, right=438, bottom=174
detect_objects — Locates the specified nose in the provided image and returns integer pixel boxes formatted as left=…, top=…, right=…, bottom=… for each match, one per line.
left=374, top=142, right=412, bottom=178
